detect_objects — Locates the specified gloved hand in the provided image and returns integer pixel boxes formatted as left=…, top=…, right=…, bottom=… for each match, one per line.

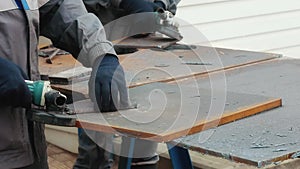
left=89, top=54, right=129, bottom=112
left=0, top=57, right=31, bottom=108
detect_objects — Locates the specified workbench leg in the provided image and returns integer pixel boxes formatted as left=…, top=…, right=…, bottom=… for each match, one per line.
left=118, top=137, right=136, bottom=169
left=167, top=143, right=194, bottom=169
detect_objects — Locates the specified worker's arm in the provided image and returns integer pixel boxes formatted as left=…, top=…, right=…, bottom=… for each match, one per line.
left=0, top=57, right=31, bottom=108
left=39, top=0, right=129, bottom=112
left=113, top=0, right=180, bottom=14
left=39, top=0, right=115, bottom=67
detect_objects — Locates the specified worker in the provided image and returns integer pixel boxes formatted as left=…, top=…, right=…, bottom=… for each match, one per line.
left=0, top=0, right=128, bottom=168
left=73, top=1, right=180, bottom=169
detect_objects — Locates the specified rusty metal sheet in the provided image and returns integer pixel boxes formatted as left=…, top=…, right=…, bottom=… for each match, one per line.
left=114, top=34, right=178, bottom=49
left=72, top=82, right=281, bottom=143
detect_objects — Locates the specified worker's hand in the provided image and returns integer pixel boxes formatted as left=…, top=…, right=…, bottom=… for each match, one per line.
left=89, top=54, right=129, bottom=112
left=0, top=57, right=31, bottom=108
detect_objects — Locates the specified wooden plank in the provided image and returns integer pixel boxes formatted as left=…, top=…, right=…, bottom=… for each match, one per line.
left=176, top=59, right=300, bottom=167
left=71, top=83, right=281, bottom=142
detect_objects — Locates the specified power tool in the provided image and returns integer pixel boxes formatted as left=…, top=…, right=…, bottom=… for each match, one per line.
left=156, top=9, right=183, bottom=40
left=25, top=80, right=76, bottom=127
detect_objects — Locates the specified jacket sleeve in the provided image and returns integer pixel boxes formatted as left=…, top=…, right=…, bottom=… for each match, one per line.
left=108, top=0, right=180, bottom=14
left=0, top=57, right=32, bottom=108
left=39, top=0, right=116, bottom=67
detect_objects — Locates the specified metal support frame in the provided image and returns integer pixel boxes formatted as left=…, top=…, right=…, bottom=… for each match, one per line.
left=167, top=143, right=194, bottom=169
left=118, top=137, right=136, bottom=169
left=118, top=138, right=194, bottom=169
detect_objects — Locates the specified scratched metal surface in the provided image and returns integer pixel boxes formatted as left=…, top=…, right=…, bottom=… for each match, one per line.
left=176, top=58, right=300, bottom=167
left=48, top=45, right=280, bottom=96
left=121, top=45, right=280, bottom=86
left=73, top=82, right=278, bottom=142
left=114, top=34, right=178, bottom=49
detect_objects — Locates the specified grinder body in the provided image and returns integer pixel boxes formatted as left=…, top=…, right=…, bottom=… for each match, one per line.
left=25, top=80, right=76, bottom=127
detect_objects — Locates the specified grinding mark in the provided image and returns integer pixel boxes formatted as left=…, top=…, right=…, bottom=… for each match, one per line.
left=182, top=62, right=212, bottom=66
left=250, top=144, right=271, bottom=149
left=252, top=136, right=262, bottom=145
left=234, top=55, right=247, bottom=58
left=260, top=138, right=267, bottom=143
left=274, top=143, right=287, bottom=147
left=274, top=142, right=298, bottom=147
left=273, top=148, right=287, bottom=152
left=276, top=133, right=288, bottom=137
left=154, top=63, right=170, bottom=67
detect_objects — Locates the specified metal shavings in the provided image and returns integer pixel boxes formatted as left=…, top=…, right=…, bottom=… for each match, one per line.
left=273, top=148, right=287, bottom=152
left=250, top=144, right=271, bottom=149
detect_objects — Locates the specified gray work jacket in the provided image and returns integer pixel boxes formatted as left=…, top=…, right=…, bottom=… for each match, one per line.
left=0, top=0, right=115, bottom=168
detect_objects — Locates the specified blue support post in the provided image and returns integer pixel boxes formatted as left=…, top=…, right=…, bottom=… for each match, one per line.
left=118, top=137, right=136, bottom=169
left=167, top=143, right=194, bottom=169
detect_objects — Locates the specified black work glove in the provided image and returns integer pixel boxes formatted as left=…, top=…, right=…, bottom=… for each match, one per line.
left=0, top=57, right=31, bottom=108
left=120, top=0, right=164, bottom=14
left=89, top=54, right=129, bottom=112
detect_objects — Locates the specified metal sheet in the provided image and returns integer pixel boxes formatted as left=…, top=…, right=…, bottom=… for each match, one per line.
left=176, top=58, right=300, bottom=167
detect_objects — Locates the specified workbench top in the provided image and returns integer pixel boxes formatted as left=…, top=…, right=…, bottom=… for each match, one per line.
left=39, top=43, right=286, bottom=167
left=176, top=58, right=300, bottom=167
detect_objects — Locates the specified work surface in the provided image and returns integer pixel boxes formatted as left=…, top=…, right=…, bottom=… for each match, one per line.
left=176, top=59, right=300, bottom=167
left=71, top=83, right=280, bottom=142
left=42, top=45, right=279, bottom=95
left=40, top=43, right=290, bottom=167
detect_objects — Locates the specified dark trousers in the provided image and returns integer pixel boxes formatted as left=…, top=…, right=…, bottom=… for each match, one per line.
left=73, top=128, right=114, bottom=169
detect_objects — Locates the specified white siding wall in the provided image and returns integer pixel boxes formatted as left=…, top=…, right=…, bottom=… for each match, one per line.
left=176, top=0, right=300, bottom=58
